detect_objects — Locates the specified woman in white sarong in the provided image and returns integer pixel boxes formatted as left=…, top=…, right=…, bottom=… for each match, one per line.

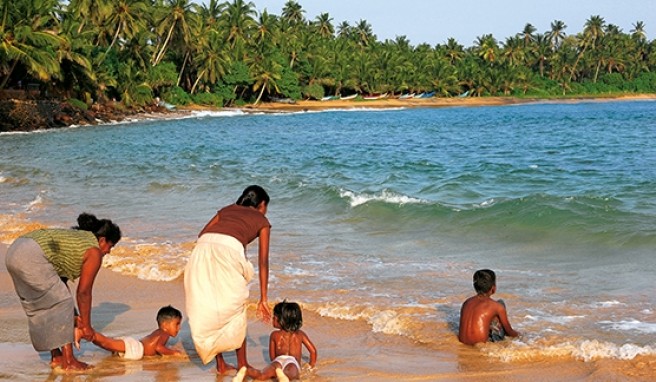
left=184, top=185, right=272, bottom=374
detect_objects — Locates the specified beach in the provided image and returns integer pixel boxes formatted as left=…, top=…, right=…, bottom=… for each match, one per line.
left=237, top=94, right=656, bottom=113
left=1, top=242, right=654, bottom=381
left=2, top=97, right=656, bottom=381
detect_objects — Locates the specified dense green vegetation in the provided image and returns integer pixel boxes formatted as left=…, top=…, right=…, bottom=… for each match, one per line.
left=2, top=0, right=655, bottom=107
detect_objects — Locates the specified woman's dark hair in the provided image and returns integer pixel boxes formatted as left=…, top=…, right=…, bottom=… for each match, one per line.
left=273, top=300, right=303, bottom=332
left=74, top=212, right=122, bottom=244
left=236, top=185, right=270, bottom=207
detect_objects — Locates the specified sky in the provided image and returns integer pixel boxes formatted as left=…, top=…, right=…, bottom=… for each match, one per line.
left=235, top=0, right=656, bottom=47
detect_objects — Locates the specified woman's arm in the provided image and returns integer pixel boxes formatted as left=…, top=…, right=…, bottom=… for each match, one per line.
left=77, top=247, right=103, bottom=340
left=257, top=225, right=271, bottom=322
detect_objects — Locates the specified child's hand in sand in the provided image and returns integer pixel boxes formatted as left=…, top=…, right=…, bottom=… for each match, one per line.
left=73, top=316, right=83, bottom=349
left=74, top=327, right=83, bottom=350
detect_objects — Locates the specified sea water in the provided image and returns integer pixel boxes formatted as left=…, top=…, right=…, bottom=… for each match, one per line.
left=1, top=100, right=655, bottom=363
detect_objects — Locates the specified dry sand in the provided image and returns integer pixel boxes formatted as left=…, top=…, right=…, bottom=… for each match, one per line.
left=232, top=94, right=656, bottom=114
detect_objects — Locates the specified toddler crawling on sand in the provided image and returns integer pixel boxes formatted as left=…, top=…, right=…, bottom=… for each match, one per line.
left=76, top=305, right=183, bottom=360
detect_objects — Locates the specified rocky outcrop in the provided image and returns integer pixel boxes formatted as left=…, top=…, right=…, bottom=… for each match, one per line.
left=0, top=99, right=168, bottom=132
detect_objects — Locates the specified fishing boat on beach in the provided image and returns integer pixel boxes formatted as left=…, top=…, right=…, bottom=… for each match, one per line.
left=340, top=93, right=358, bottom=100
left=362, top=93, right=388, bottom=100
left=416, top=91, right=435, bottom=98
left=270, top=96, right=297, bottom=104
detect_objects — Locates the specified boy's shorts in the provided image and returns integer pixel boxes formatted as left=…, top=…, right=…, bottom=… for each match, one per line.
left=489, top=299, right=506, bottom=342
left=118, top=337, right=144, bottom=360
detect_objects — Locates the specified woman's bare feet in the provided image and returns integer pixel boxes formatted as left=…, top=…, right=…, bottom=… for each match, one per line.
left=53, top=344, right=92, bottom=372
left=62, top=358, right=92, bottom=371
left=215, top=353, right=237, bottom=375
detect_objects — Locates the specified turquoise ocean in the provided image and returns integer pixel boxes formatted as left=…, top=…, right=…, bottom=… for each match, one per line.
left=1, top=100, right=655, bottom=363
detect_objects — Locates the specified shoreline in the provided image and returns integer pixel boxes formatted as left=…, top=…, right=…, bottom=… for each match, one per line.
left=2, top=94, right=655, bottom=133
left=221, top=93, right=656, bottom=114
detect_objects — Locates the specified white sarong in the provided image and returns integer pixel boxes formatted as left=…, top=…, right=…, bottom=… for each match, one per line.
left=183, top=233, right=254, bottom=364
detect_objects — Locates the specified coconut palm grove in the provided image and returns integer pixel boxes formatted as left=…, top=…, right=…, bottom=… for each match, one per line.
left=2, top=0, right=656, bottom=108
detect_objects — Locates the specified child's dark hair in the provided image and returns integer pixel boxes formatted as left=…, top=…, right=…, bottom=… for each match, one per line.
left=273, top=300, right=303, bottom=332
left=157, top=305, right=182, bottom=325
left=473, top=269, right=496, bottom=294
left=74, top=212, right=122, bottom=244
left=236, top=185, right=270, bottom=207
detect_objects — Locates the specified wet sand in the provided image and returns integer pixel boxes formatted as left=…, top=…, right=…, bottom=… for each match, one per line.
left=2, top=242, right=655, bottom=381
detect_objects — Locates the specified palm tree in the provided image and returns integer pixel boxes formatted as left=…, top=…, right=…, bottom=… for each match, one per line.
left=251, top=54, right=282, bottom=104
left=253, top=9, right=279, bottom=51
left=354, top=19, right=374, bottom=48
left=474, top=34, right=499, bottom=65
left=196, top=0, right=225, bottom=32
left=313, top=13, right=334, bottom=39
left=281, top=0, right=305, bottom=27
left=66, top=0, right=111, bottom=35
left=0, top=0, right=63, bottom=89
left=336, top=21, right=351, bottom=39
left=221, top=0, right=257, bottom=52
left=546, top=20, right=566, bottom=51
left=100, top=0, right=149, bottom=62
left=569, top=15, right=606, bottom=81
left=501, top=36, right=525, bottom=67
left=630, top=21, right=646, bottom=42
left=190, top=31, right=229, bottom=93
left=443, top=38, right=465, bottom=66
left=152, top=0, right=195, bottom=66
left=520, top=23, right=536, bottom=47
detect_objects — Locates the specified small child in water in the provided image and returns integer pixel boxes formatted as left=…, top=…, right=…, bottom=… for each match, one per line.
left=77, top=305, right=183, bottom=359
left=234, top=300, right=317, bottom=382
left=458, top=269, right=520, bottom=345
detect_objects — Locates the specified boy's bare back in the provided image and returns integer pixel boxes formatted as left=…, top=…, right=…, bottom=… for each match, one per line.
left=458, top=295, right=518, bottom=345
left=140, top=328, right=178, bottom=356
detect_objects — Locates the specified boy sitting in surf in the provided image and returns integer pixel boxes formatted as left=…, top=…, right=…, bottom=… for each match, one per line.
left=458, top=269, right=520, bottom=345
left=76, top=305, right=183, bottom=360
left=233, top=300, right=317, bottom=382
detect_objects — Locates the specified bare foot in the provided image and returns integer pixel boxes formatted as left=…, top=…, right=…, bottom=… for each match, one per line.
left=216, top=361, right=237, bottom=375
left=275, top=368, right=290, bottom=382
left=232, top=366, right=247, bottom=382
left=64, top=358, right=92, bottom=371
left=50, top=355, right=63, bottom=369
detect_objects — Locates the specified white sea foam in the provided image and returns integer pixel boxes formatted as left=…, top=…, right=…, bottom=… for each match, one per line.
left=191, top=110, right=246, bottom=118
left=524, top=313, right=585, bottom=325
left=102, top=242, right=188, bottom=281
left=589, top=300, right=625, bottom=308
left=599, top=319, right=656, bottom=334
left=25, top=194, right=44, bottom=211
left=316, top=303, right=409, bottom=336
left=486, top=339, right=656, bottom=362
left=339, top=189, right=424, bottom=207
